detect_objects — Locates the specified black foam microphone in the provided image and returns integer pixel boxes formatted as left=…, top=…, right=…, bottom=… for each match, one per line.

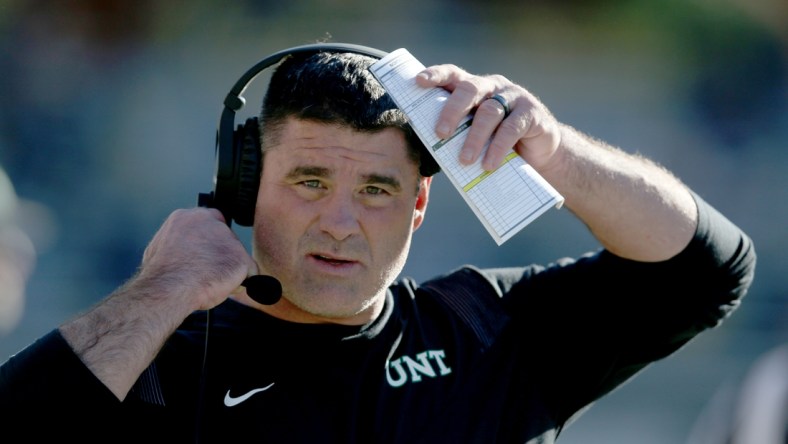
left=242, top=275, right=282, bottom=305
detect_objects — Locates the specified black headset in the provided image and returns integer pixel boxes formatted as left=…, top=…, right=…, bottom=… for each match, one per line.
left=197, top=43, right=390, bottom=227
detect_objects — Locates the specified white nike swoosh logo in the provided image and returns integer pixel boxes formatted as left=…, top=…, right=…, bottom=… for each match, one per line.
left=223, top=382, right=275, bottom=407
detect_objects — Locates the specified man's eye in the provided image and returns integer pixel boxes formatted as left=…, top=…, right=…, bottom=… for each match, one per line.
left=302, top=180, right=322, bottom=189
left=363, top=186, right=387, bottom=195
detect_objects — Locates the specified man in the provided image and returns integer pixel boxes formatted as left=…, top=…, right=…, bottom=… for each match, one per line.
left=0, top=47, right=755, bottom=443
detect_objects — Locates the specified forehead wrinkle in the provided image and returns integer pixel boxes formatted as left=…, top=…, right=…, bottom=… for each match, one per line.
left=308, top=144, right=390, bottom=163
left=285, top=145, right=401, bottom=179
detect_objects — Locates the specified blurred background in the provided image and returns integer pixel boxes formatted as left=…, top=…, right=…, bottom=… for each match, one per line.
left=0, top=0, right=785, bottom=442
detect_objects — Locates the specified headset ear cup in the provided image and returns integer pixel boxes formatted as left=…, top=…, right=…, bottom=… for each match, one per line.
left=233, top=117, right=262, bottom=226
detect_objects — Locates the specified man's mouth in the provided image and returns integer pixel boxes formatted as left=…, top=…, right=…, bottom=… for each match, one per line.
left=311, top=254, right=354, bottom=265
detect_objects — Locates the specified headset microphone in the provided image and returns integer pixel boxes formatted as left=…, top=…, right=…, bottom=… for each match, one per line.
left=242, top=275, right=282, bottom=305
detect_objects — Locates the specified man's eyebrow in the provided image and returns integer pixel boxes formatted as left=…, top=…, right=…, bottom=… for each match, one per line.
left=285, top=166, right=402, bottom=191
left=362, top=174, right=401, bottom=191
left=285, top=166, right=331, bottom=179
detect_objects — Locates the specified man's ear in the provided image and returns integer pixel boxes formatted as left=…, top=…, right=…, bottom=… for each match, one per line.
left=412, top=176, right=432, bottom=231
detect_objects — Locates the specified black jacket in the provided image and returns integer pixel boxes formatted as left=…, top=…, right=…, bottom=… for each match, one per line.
left=0, top=194, right=756, bottom=443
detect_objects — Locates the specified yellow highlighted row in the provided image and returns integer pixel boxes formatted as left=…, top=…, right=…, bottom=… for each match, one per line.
left=462, top=152, right=519, bottom=192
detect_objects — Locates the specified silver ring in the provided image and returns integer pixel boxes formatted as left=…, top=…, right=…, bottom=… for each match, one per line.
left=488, top=94, right=510, bottom=117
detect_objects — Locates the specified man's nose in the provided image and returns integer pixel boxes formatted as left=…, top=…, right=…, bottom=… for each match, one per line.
left=318, top=193, right=361, bottom=241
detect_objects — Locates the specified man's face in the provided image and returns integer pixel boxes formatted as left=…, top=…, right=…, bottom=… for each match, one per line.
left=252, top=118, right=431, bottom=325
